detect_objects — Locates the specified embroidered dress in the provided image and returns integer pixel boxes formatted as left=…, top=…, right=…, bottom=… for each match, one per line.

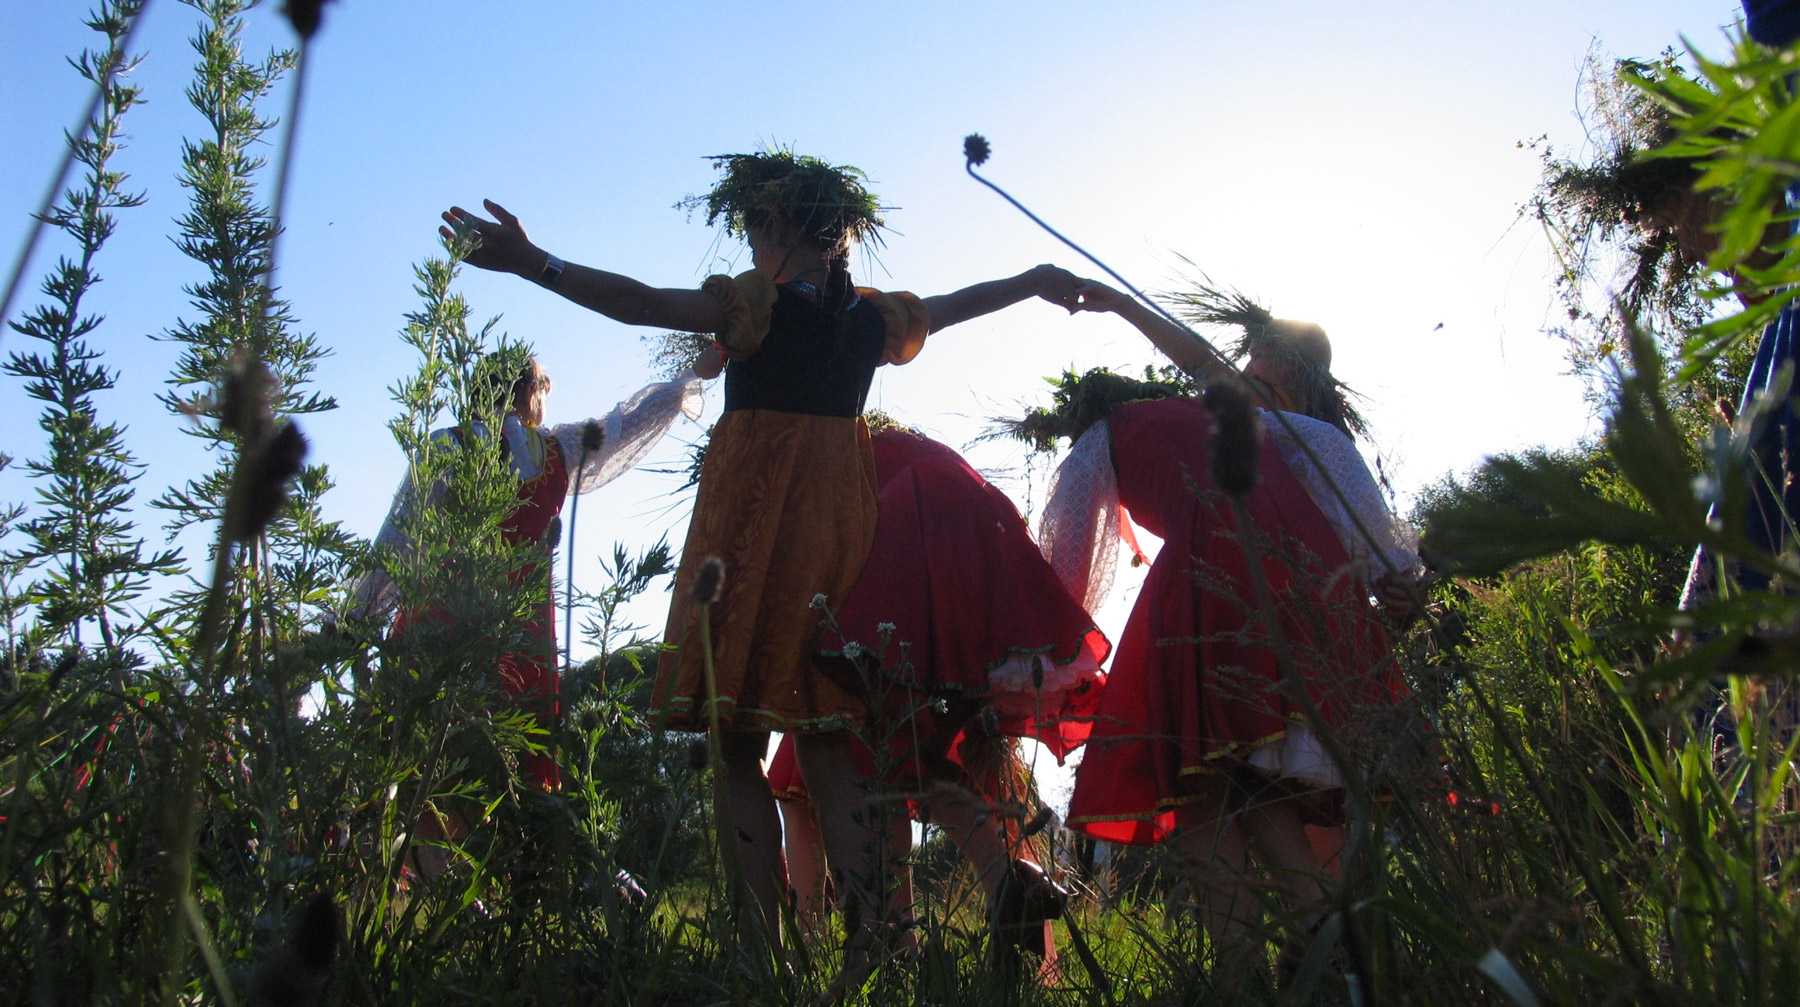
left=1052, top=398, right=1408, bottom=845
left=766, top=428, right=1110, bottom=800
left=653, top=270, right=930, bottom=733
left=358, top=374, right=704, bottom=789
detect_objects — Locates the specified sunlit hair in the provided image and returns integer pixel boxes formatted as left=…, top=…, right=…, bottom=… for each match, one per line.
left=1162, top=277, right=1367, bottom=440
left=1248, top=319, right=1366, bottom=441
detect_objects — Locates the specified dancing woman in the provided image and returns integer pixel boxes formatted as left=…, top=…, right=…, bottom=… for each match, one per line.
left=353, top=351, right=703, bottom=790
left=439, top=150, right=1081, bottom=968
left=1052, top=280, right=1416, bottom=952
left=766, top=419, right=1108, bottom=968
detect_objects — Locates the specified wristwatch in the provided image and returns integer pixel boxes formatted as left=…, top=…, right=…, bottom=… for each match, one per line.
left=536, top=252, right=565, bottom=289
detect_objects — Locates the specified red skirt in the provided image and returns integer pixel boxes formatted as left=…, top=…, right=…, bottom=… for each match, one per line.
left=1066, top=399, right=1403, bottom=845
left=392, top=597, right=560, bottom=792
left=819, top=429, right=1108, bottom=761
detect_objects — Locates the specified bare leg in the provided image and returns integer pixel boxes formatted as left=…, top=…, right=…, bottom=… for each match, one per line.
left=780, top=794, right=830, bottom=941
left=795, top=731, right=908, bottom=993
left=718, top=730, right=787, bottom=951
left=1238, top=794, right=1327, bottom=930
left=931, top=793, right=1010, bottom=905
left=1306, top=824, right=1345, bottom=881
left=410, top=803, right=470, bottom=884
left=1174, top=782, right=1256, bottom=946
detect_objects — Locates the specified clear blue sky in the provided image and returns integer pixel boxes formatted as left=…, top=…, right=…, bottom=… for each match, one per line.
left=0, top=0, right=1749, bottom=672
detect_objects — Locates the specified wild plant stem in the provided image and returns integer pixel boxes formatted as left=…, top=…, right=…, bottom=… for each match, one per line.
left=0, top=0, right=151, bottom=349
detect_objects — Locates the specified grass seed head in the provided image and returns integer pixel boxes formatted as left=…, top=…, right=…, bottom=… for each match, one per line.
left=692, top=555, right=725, bottom=605
left=685, top=737, right=711, bottom=771
left=1203, top=378, right=1262, bottom=497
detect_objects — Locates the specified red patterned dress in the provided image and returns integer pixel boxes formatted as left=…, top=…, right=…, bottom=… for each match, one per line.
left=1053, top=398, right=1408, bottom=845
left=358, top=375, right=704, bottom=790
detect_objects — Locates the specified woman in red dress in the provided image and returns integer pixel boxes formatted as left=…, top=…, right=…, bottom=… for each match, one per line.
left=1055, top=279, right=1416, bottom=950
left=765, top=422, right=1107, bottom=960
left=353, top=353, right=703, bottom=791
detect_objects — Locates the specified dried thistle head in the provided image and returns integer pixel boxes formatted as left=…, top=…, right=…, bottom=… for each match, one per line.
left=692, top=555, right=725, bottom=605
left=1021, top=806, right=1056, bottom=840
left=250, top=892, right=339, bottom=1007
left=282, top=0, right=330, bottom=39
left=234, top=421, right=309, bottom=543
left=219, top=349, right=277, bottom=442
left=685, top=737, right=711, bottom=771
left=963, top=133, right=991, bottom=167
left=580, top=419, right=604, bottom=454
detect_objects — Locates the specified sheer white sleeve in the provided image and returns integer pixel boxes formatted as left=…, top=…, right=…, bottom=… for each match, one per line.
left=1038, top=421, right=1122, bottom=614
left=1263, top=410, right=1419, bottom=580
left=348, top=426, right=460, bottom=622
left=550, top=370, right=705, bottom=496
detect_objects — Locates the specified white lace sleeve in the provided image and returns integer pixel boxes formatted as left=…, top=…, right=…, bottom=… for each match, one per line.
left=1262, top=410, right=1418, bottom=580
left=348, top=426, right=460, bottom=621
left=348, top=471, right=410, bottom=621
left=1038, top=421, right=1122, bottom=614
left=550, top=371, right=705, bottom=495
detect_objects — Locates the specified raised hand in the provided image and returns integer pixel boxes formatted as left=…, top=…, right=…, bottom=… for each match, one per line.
left=439, top=198, right=545, bottom=277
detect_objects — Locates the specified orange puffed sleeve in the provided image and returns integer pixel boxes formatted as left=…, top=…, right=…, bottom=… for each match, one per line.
left=701, top=268, right=777, bottom=356
left=858, top=288, right=932, bottom=365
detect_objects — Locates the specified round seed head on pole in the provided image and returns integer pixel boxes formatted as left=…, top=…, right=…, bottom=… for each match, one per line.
left=693, top=555, right=725, bottom=605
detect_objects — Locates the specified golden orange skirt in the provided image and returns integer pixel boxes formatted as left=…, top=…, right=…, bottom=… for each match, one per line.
left=652, top=409, right=877, bottom=733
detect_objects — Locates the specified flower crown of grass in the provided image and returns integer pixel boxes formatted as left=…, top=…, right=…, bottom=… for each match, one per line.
left=1529, top=53, right=1717, bottom=313
left=680, top=148, right=887, bottom=252
left=1001, top=367, right=1190, bottom=453
left=1162, top=277, right=1368, bottom=439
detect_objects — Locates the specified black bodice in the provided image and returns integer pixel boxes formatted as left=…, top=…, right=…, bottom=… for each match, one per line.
left=722, top=284, right=887, bottom=418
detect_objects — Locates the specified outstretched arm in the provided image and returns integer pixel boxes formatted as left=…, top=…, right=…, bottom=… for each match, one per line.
left=550, top=371, right=707, bottom=495
left=1074, top=279, right=1233, bottom=380
left=442, top=200, right=727, bottom=334
left=921, top=264, right=1081, bottom=333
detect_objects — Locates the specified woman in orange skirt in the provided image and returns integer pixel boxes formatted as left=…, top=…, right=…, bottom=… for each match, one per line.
left=440, top=150, right=1083, bottom=971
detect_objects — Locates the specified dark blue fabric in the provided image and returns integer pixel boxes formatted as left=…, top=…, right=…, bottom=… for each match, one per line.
left=722, top=284, right=885, bottom=418
left=1730, top=306, right=1800, bottom=592
left=1734, top=0, right=1800, bottom=586
left=1680, top=174, right=1800, bottom=605
left=1744, top=0, right=1800, bottom=47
